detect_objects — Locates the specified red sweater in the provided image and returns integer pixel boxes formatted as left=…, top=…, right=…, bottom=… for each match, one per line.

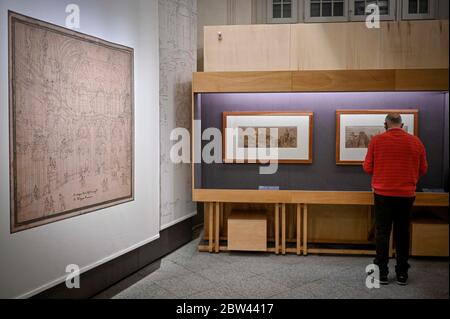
left=363, top=128, right=428, bottom=197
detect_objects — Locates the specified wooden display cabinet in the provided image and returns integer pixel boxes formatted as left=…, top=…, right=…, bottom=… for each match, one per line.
left=192, top=69, right=449, bottom=257
left=411, top=220, right=449, bottom=257
left=227, top=210, right=267, bottom=252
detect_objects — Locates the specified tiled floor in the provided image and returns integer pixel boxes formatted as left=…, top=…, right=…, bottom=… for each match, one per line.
left=108, top=235, right=449, bottom=299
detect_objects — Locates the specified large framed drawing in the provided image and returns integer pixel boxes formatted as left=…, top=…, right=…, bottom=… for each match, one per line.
left=336, top=109, right=419, bottom=165
left=223, top=112, right=313, bottom=163
left=9, top=12, right=134, bottom=232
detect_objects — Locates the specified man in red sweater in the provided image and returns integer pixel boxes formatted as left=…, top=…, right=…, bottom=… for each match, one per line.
left=363, top=113, right=428, bottom=285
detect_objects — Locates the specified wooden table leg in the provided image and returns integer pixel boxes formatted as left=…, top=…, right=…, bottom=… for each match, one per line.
left=275, top=203, right=279, bottom=255
left=219, top=202, right=224, bottom=234
left=282, top=204, right=286, bottom=255
left=215, top=202, right=220, bottom=253
left=209, top=202, right=213, bottom=253
left=303, top=204, right=308, bottom=256
left=296, top=204, right=301, bottom=255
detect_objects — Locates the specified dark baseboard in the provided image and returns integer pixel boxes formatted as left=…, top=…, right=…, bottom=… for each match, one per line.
left=32, top=217, right=194, bottom=299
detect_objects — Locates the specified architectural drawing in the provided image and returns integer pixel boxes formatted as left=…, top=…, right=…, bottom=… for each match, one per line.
left=159, top=0, right=197, bottom=229
left=238, top=127, right=298, bottom=148
left=9, top=12, right=134, bottom=232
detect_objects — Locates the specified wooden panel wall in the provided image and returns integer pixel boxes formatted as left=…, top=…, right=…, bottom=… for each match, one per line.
left=193, top=69, right=449, bottom=94
left=411, top=221, right=449, bottom=256
left=204, top=24, right=291, bottom=72
left=307, top=205, right=372, bottom=243
left=204, top=20, right=449, bottom=71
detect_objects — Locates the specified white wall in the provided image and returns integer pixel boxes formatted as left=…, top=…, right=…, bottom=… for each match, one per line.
left=0, top=0, right=160, bottom=298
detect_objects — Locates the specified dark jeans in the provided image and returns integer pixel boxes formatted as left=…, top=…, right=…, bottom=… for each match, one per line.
left=373, top=193, right=415, bottom=276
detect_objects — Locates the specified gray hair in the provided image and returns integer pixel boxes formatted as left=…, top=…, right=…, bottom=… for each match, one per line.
left=385, top=113, right=402, bottom=125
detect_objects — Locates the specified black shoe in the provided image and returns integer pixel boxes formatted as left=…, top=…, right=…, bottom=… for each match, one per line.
left=379, top=274, right=389, bottom=285
left=368, top=268, right=389, bottom=285
left=396, top=273, right=408, bottom=285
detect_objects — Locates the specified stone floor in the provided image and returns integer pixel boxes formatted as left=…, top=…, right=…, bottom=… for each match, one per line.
left=104, top=235, right=449, bottom=299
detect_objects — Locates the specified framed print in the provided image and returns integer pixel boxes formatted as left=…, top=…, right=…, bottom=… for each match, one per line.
left=9, top=12, right=134, bottom=232
left=223, top=112, right=313, bottom=163
left=336, top=109, right=419, bottom=165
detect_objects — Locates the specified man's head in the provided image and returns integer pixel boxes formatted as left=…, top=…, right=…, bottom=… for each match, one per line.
left=384, top=113, right=403, bottom=130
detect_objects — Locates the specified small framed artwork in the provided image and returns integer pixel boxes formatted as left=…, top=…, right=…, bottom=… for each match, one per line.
left=222, top=112, right=313, bottom=163
left=336, top=109, right=419, bottom=165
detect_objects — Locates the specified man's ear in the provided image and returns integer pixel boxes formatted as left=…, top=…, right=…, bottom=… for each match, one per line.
left=401, top=123, right=404, bottom=128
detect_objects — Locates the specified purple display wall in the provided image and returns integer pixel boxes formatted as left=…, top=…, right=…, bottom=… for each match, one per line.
left=196, top=92, right=448, bottom=192
left=444, top=93, right=449, bottom=191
